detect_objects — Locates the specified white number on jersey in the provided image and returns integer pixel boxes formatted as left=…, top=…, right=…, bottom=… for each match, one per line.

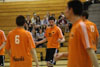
left=15, top=35, right=20, bottom=44
left=90, top=25, right=95, bottom=32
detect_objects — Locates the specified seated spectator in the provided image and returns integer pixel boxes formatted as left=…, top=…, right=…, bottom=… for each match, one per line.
left=57, top=15, right=68, bottom=33
left=42, top=25, right=47, bottom=32
left=41, top=16, right=49, bottom=25
left=31, top=12, right=37, bottom=24
left=34, top=16, right=41, bottom=33
left=36, top=29, right=45, bottom=48
left=36, top=16, right=41, bottom=25
left=24, top=15, right=33, bottom=32
left=32, top=28, right=37, bottom=41
left=58, top=12, right=64, bottom=19
left=24, top=21, right=28, bottom=30
left=65, top=22, right=72, bottom=32
left=58, top=15, right=67, bottom=26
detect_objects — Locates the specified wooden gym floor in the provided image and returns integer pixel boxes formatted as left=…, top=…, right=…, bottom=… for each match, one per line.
left=4, top=60, right=100, bottom=67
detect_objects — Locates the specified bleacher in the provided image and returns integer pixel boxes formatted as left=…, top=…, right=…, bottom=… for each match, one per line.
left=0, top=0, right=68, bottom=36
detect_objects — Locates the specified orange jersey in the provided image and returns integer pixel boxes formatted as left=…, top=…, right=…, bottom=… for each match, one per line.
left=68, top=19, right=94, bottom=67
left=45, top=25, right=63, bottom=48
left=0, top=30, right=6, bottom=55
left=5, top=28, right=35, bottom=67
left=85, top=20, right=99, bottom=51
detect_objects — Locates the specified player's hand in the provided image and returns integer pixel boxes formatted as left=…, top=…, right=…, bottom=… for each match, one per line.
left=58, top=38, right=65, bottom=43
left=58, top=39, right=61, bottom=43
left=35, top=42, right=40, bottom=46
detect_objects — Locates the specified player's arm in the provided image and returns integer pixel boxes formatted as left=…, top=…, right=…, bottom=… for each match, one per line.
left=28, top=32, right=39, bottom=67
left=0, top=41, right=6, bottom=50
left=96, top=37, right=99, bottom=47
left=57, top=27, right=65, bottom=43
left=30, top=48, right=39, bottom=67
left=54, top=52, right=68, bottom=61
left=28, top=33, right=39, bottom=67
left=35, top=38, right=47, bottom=45
left=87, top=48, right=99, bottom=67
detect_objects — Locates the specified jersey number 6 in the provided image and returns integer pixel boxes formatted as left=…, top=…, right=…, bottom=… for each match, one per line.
left=15, top=35, right=20, bottom=44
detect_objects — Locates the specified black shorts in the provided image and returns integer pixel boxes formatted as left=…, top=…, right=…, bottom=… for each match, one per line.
left=45, top=48, right=58, bottom=63
left=0, top=55, right=5, bottom=66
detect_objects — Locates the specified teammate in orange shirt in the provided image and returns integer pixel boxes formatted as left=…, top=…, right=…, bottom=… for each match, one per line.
left=0, top=30, right=6, bottom=66
left=82, top=11, right=99, bottom=51
left=5, top=15, right=39, bottom=67
left=36, top=16, right=65, bottom=67
left=54, top=1, right=99, bottom=67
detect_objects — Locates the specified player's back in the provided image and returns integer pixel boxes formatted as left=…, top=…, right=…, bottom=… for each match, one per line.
left=85, top=20, right=99, bottom=50
left=6, top=27, right=34, bottom=67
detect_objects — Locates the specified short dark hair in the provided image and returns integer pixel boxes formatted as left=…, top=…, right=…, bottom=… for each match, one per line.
left=16, top=15, right=25, bottom=26
left=82, top=11, right=89, bottom=19
left=68, top=0, right=83, bottom=16
left=48, top=16, right=55, bottom=21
